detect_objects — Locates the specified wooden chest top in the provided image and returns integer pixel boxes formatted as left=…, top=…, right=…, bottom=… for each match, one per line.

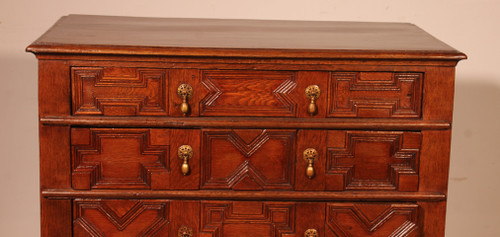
left=27, top=14, right=465, bottom=60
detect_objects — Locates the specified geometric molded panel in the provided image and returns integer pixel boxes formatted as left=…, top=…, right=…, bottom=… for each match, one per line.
left=201, top=129, right=295, bottom=190
left=200, top=201, right=295, bottom=237
left=328, top=72, right=423, bottom=118
left=200, top=70, right=298, bottom=117
left=73, top=199, right=170, bottom=237
left=72, top=67, right=168, bottom=116
left=327, top=203, right=420, bottom=237
left=326, top=131, right=421, bottom=191
left=71, top=128, right=170, bottom=190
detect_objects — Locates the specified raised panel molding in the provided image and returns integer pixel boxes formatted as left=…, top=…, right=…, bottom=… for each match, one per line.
left=326, top=131, right=421, bottom=191
left=72, top=67, right=168, bottom=116
left=200, top=201, right=295, bottom=237
left=200, top=70, right=298, bottom=117
left=73, top=199, right=170, bottom=237
left=71, top=128, right=170, bottom=190
left=201, top=129, right=295, bottom=190
left=326, top=203, right=419, bottom=236
left=329, top=72, right=423, bottom=118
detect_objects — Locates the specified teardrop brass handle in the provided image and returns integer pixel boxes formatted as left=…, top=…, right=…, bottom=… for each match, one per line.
left=177, top=83, right=193, bottom=116
left=178, top=225, right=193, bottom=237
left=305, top=85, right=320, bottom=115
left=177, top=145, right=193, bottom=176
left=303, top=148, right=318, bottom=179
left=304, top=228, right=319, bottom=237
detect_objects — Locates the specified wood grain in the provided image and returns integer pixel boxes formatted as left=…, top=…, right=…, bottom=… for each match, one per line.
left=30, top=16, right=464, bottom=237
left=27, top=15, right=466, bottom=61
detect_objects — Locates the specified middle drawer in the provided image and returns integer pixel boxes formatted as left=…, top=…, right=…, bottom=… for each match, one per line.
left=71, top=128, right=421, bottom=192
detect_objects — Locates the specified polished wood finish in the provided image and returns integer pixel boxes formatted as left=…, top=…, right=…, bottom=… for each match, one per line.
left=328, top=72, right=423, bottom=118
left=71, top=67, right=168, bottom=116
left=27, top=15, right=465, bottom=61
left=29, top=15, right=465, bottom=236
left=326, top=203, right=420, bottom=236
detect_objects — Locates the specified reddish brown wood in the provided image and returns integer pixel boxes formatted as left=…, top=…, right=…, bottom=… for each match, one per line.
left=40, top=116, right=452, bottom=130
left=296, top=202, right=326, bottom=237
left=200, top=201, right=296, bottom=236
left=171, top=200, right=200, bottom=237
left=38, top=60, right=71, bottom=116
left=42, top=189, right=446, bottom=202
left=418, top=201, right=447, bottom=236
left=199, top=70, right=298, bottom=117
left=72, top=199, right=170, bottom=236
left=422, top=66, right=456, bottom=122
left=326, top=202, right=420, bottom=236
left=41, top=199, right=72, bottom=237
left=169, top=129, right=201, bottom=190
left=26, top=15, right=466, bottom=61
left=419, top=130, right=452, bottom=193
left=30, top=15, right=465, bottom=237
left=71, top=67, right=168, bottom=116
left=71, top=128, right=171, bottom=190
left=328, top=72, right=423, bottom=118
left=325, top=130, right=421, bottom=192
left=169, top=69, right=202, bottom=117
left=295, top=130, right=327, bottom=191
left=295, top=71, right=329, bottom=118
left=201, top=129, right=296, bottom=190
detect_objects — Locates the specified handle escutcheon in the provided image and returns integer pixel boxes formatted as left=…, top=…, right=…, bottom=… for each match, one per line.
left=305, top=85, right=320, bottom=116
left=178, top=225, right=193, bottom=237
left=303, top=148, right=318, bottom=179
left=304, top=228, right=319, bottom=237
left=177, top=145, right=193, bottom=176
left=177, top=84, right=193, bottom=116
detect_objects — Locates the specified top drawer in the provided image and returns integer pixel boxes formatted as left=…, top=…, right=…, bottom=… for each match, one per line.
left=71, top=66, right=423, bottom=118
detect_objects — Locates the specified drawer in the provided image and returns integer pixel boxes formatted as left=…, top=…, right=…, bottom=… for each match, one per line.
left=71, top=66, right=423, bottom=119
left=71, top=128, right=421, bottom=192
left=72, top=199, right=421, bottom=236
left=328, top=72, right=423, bottom=118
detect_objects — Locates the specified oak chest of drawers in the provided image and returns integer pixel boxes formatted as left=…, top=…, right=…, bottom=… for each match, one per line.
left=27, top=15, right=466, bottom=236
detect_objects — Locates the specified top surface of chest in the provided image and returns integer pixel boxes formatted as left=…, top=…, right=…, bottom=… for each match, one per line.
left=27, top=15, right=465, bottom=60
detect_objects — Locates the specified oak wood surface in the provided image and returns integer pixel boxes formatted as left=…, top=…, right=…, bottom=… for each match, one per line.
left=27, top=15, right=465, bottom=61
left=40, top=116, right=452, bottom=130
left=41, top=189, right=446, bottom=202
left=30, top=15, right=464, bottom=237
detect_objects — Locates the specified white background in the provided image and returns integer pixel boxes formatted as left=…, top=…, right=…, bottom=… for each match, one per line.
left=1, top=0, right=499, bottom=236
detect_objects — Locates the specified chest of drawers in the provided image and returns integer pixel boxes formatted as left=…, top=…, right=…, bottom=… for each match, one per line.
left=28, top=15, right=465, bottom=236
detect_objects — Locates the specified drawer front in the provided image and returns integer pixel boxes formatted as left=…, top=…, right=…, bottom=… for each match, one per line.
left=72, top=67, right=168, bottom=116
left=201, top=129, right=296, bottom=190
left=296, top=130, right=421, bottom=192
left=199, top=70, right=298, bottom=117
left=325, top=130, right=421, bottom=191
left=326, top=202, right=420, bottom=236
left=328, top=72, right=423, bottom=118
left=72, top=199, right=421, bottom=237
left=73, top=199, right=199, bottom=237
left=71, top=128, right=200, bottom=190
left=71, top=128, right=420, bottom=192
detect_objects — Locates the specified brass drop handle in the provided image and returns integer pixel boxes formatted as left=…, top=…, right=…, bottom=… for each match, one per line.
left=177, top=145, right=193, bottom=176
left=303, top=148, right=318, bottom=179
left=177, top=83, right=193, bottom=116
left=178, top=225, right=193, bottom=237
left=304, top=228, right=319, bottom=237
left=305, top=85, right=320, bottom=115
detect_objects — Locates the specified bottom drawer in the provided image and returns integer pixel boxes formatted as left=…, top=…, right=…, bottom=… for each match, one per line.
left=72, top=199, right=421, bottom=237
